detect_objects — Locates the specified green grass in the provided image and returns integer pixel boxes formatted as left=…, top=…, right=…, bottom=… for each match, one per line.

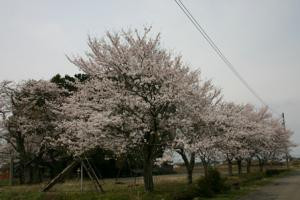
left=0, top=179, right=9, bottom=186
left=0, top=180, right=189, bottom=200
left=0, top=168, right=293, bottom=200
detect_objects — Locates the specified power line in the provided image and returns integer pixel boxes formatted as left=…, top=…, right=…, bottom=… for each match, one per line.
left=174, top=0, right=281, bottom=117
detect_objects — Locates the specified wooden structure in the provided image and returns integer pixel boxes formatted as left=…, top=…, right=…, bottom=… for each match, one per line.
left=42, top=157, right=104, bottom=193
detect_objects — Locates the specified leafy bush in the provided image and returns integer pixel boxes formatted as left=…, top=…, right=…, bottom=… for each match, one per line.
left=225, top=176, right=240, bottom=187
left=240, top=172, right=265, bottom=185
left=197, top=168, right=230, bottom=197
left=173, top=185, right=199, bottom=200
left=197, top=178, right=215, bottom=197
left=265, top=169, right=288, bottom=177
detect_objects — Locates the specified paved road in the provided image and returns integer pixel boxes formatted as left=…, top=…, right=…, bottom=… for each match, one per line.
left=240, top=170, right=300, bottom=200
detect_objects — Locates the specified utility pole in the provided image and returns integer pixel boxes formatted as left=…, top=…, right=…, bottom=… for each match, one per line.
left=282, top=113, right=286, bottom=129
left=282, top=112, right=289, bottom=168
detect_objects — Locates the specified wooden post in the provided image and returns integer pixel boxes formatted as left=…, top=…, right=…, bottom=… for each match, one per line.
left=80, top=160, right=83, bottom=192
left=42, top=160, right=79, bottom=192
left=81, top=161, right=104, bottom=193
left=9, top=156, right=13, bottom=186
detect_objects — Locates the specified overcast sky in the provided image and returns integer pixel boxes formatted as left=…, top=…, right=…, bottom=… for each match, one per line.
left=1, top=0, right=299, bottom=154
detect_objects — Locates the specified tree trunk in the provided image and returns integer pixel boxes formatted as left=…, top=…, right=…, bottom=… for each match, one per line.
left=286, top=153, right=289, bottom=169
left=258, top=159, right=264, bottom=172
left=227, top=159, right=233, bottom=176
left=178, top=150, right=195, bottom=184
left=200, top=156, right=209, bottom=178
left=187, top=168, right=193, bottom=184
left=259, top=164, right=264, bottom=172
left=28, top=166, right=34, bottom=184
left=203, top=162, right=209, bottom=178
left=16, top=133, right=26, bottom=184
left=142, top=139, right=154, bottom=192
left=18, top=163, right=25, bottom=184
left=38, top=167, right=43, bottom=183
left=237, top=159, right=242, bottom=175
left=246, top=159, right=251, bottom=174
left=143, top=159, right=154, bottom=192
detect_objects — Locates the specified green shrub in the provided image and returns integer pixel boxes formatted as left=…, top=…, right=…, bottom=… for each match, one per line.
left=240, top=172, right=265, bottom=185
left=197, top=178, right=215, bottom=197
left=173, top=185, right=199, bottom=200
left=265, top=169, right=288, bottom=177
left=197, top=168, right=230, bottom=197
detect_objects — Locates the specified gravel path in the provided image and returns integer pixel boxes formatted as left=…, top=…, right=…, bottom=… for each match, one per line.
left=240, top=170, right=300, bottom=200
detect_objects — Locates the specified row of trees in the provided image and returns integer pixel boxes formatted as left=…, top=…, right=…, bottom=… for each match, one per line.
left=166, top=102, right=293, bottom=184
left=0, top=28, right=294, bottom=192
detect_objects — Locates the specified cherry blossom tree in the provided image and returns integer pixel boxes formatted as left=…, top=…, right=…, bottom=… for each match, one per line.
left=0, top=81, right=11, bottom=136
left=56, top=27, right=199, bottom=192
left=170, top=79, right=221, bottom=183
left=238, top=105, right=271, bottom=173
left=237, top=105, right=292, bottom=172
left=0, top=81, right=15, bottom=166
left=4, top=80, right=64, bottom=183
left=253, top=116, right=293, bottom=172
left=212, top=102, right=249, bottom=176
left=215, top=103, right=294, bottom=174
left=196, top=134, right=221, bottom=176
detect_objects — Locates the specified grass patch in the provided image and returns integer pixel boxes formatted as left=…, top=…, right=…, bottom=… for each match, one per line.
left=0, top=169, right=293, bottom=200
left=0, top=179, right=9, bottom=186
